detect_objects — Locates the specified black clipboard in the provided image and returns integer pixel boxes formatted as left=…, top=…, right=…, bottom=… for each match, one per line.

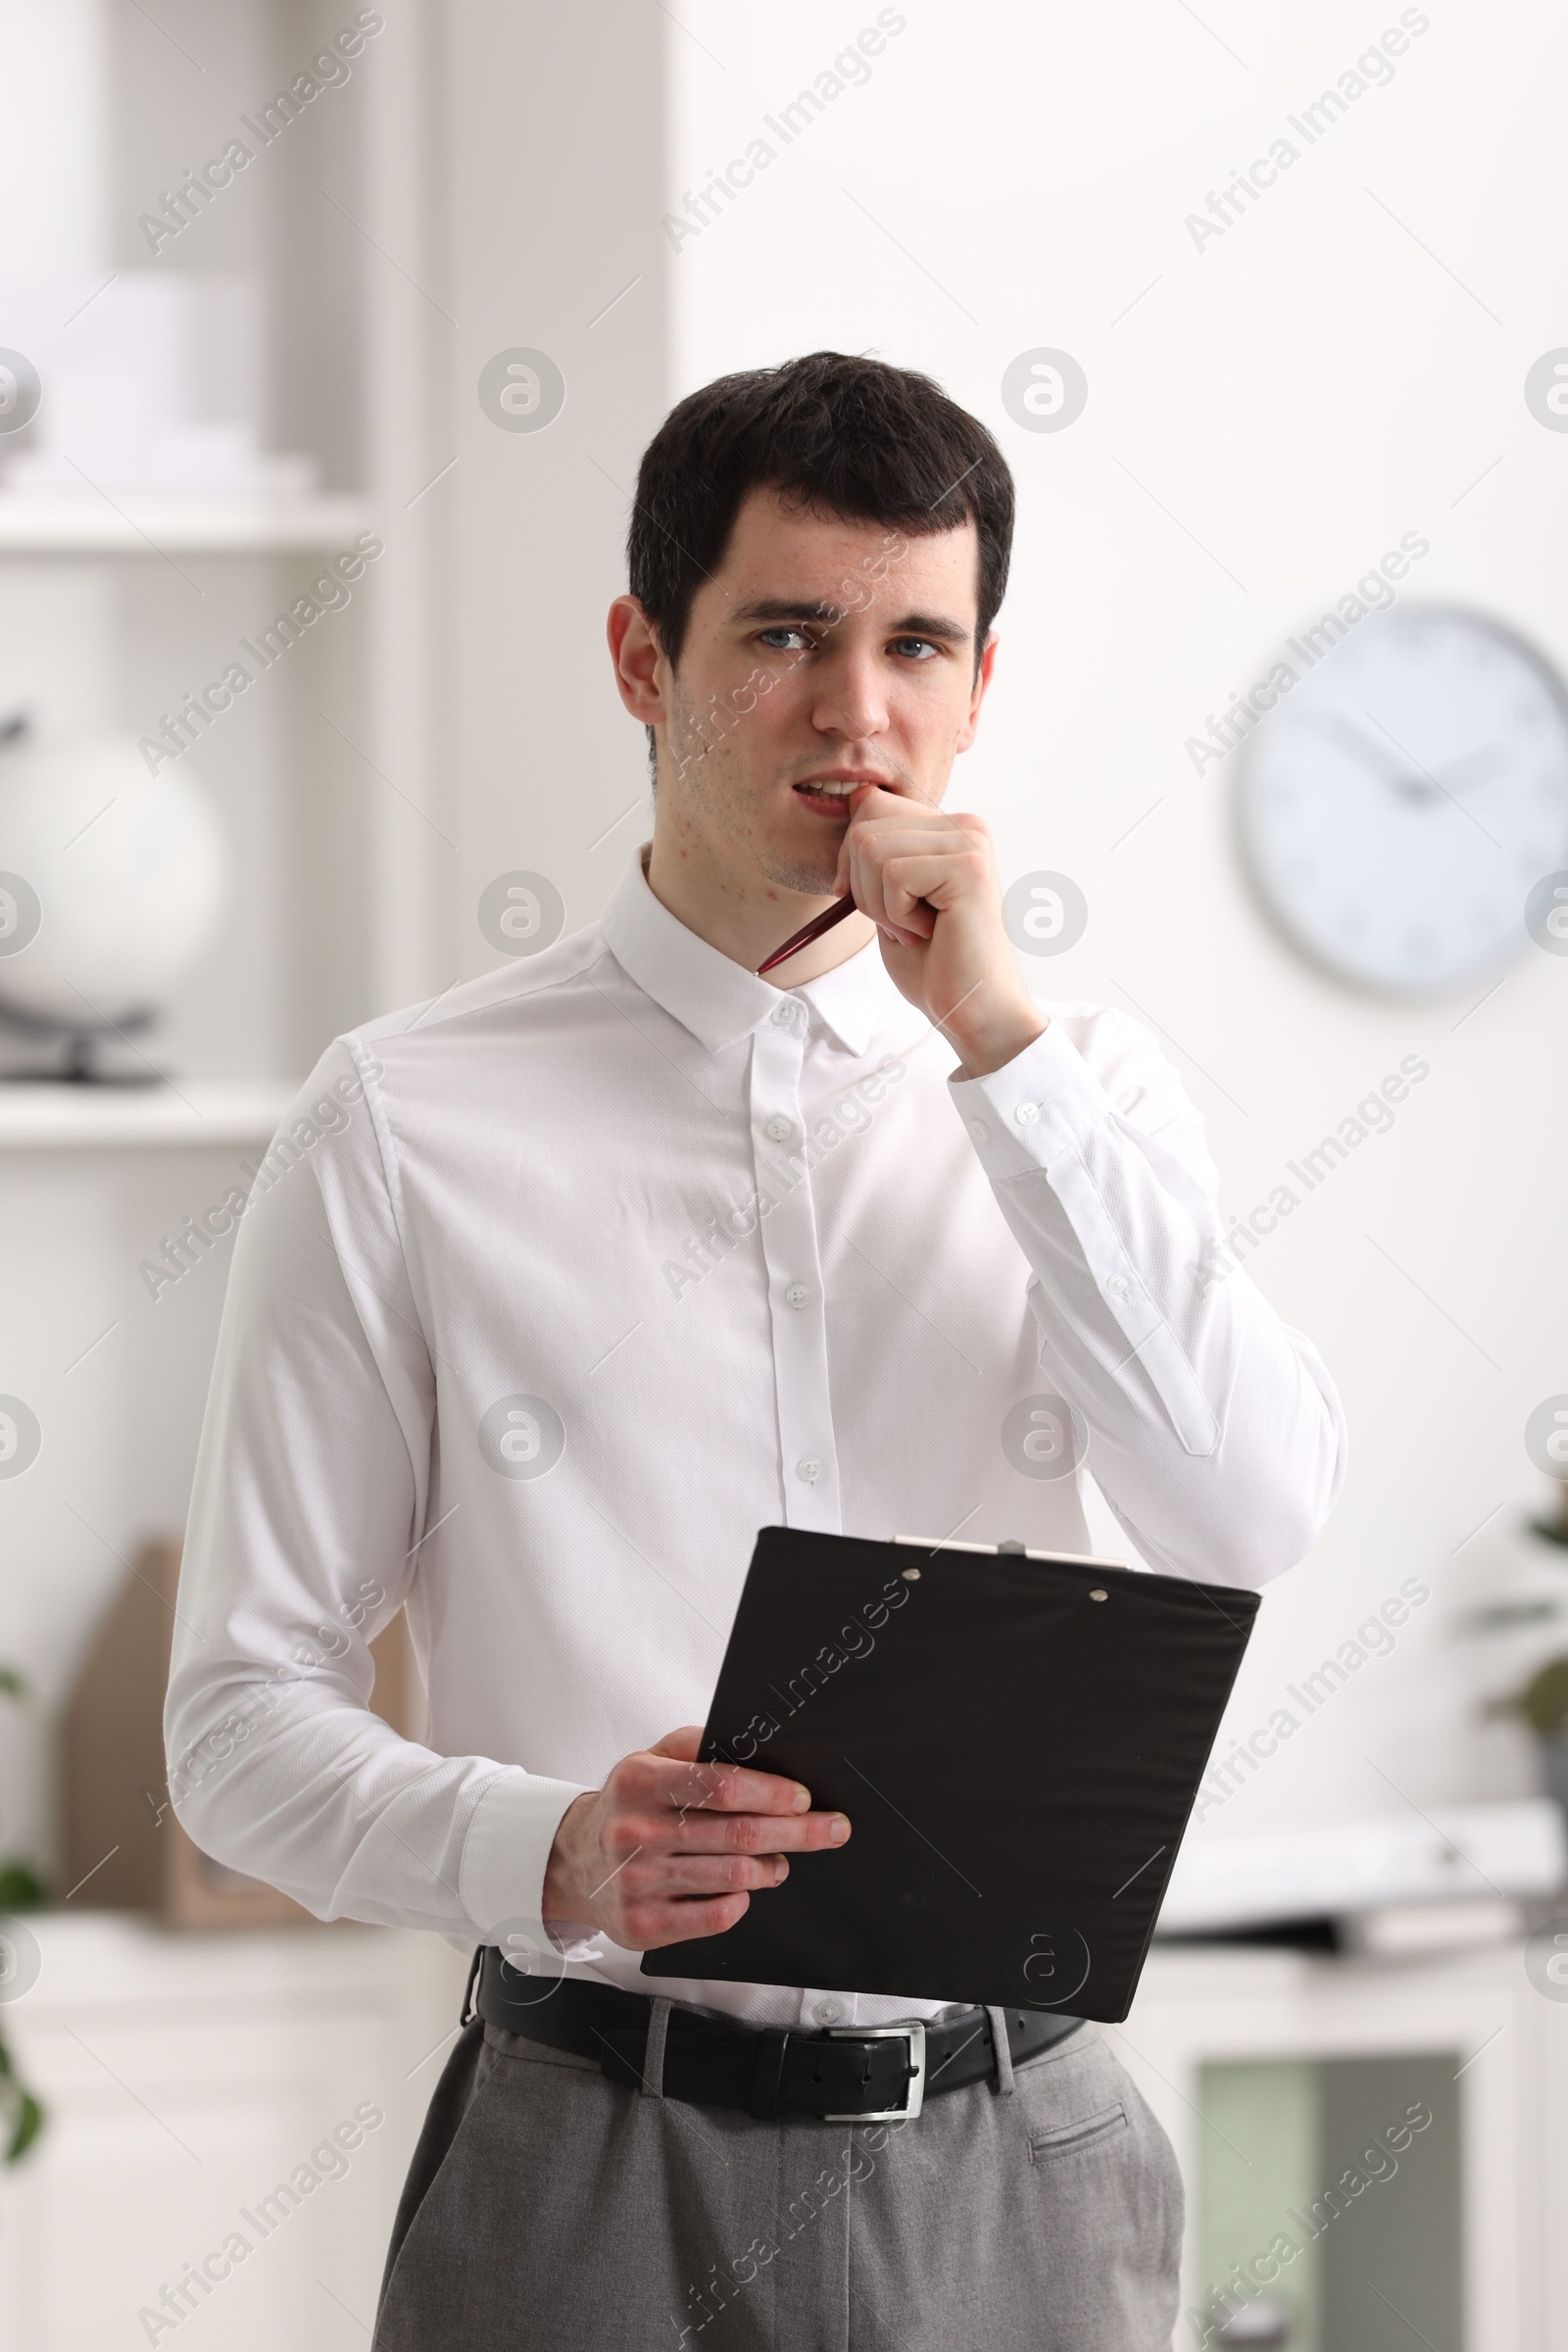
left=642, top=1525, right=1258, bottom=2023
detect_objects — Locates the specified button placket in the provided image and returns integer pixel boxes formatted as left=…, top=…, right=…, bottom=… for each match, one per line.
left=751, top=1007, right=841, bottom=1533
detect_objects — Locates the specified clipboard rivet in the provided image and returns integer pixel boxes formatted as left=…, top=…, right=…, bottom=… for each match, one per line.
left=1089, top=1589, right=1108, bottom=1601
left=901, top=1567, right=921, bottom=1581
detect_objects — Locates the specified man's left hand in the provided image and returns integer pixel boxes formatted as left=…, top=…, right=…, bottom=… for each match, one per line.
left=836, top=785, right=1048, bottom=1078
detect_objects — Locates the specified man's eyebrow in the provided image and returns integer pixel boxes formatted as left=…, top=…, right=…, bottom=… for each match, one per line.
left=891, top=610, right=971, bottom=644
left=726, top=597, right=971, bottom=643
left=727, top=597, right=843, bottom=626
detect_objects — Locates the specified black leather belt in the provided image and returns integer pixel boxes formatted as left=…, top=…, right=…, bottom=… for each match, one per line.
left=467, top=1945, right=1082, bottom=2122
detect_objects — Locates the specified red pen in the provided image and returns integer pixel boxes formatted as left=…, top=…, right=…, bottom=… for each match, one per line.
left=755, top=891, right=859, bottom=978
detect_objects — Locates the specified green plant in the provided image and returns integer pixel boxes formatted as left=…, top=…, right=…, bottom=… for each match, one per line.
left=0, top=1663, right=46, bottom=2167
left=0, top=1863, right=45, bottom=1910
left=0, top=2034, right=42, bottom=2164
left=1529, top=1480, right=1568, bottom=1549
left=1488, top=1654, right=1568, bottom=1740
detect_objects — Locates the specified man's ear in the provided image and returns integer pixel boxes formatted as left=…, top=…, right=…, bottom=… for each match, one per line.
left=955, top=631, right=999, bottom=755
left=608, top=596, right=667, bottom=724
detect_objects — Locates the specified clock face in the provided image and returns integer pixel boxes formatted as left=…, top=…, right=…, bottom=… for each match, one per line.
left=1239, top=605, right=1568, bottom=993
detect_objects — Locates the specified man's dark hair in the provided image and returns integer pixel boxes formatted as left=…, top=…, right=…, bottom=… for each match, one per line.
left=628, top=352, right=1014, bottom=680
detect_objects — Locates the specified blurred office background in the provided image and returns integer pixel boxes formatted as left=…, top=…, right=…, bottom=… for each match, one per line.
left=2, top=2, right=1567, bottom=2345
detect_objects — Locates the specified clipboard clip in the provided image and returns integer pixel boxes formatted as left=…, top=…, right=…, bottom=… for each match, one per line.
left=822, top=2021, right=926, bottom=2121
left=893, top=1534, right=1126, bottom=1568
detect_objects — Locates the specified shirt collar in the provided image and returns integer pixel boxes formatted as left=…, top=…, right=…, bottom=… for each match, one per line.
left=599, top=847, right=897, bottom=1059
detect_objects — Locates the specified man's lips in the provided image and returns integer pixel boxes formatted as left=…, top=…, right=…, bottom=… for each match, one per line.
left=791, top=773, right=901, bottom=814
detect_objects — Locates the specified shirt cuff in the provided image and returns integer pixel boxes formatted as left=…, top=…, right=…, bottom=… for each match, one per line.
left=459, top=1766, right=593, bottom=1942
left=948, top=1017, right=1116, bottom=1180
left=543, top=1918, right=608, bottom=1961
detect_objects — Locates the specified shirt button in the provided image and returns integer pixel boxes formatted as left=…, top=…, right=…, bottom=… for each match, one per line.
left=771, top=1001, right=798, bottom=1027
left=967, top=1117, right=989, bottom=1144
left=785, top=1284, right=811, bottom=1311
left=764, top=1115, right=795, bottom=1144
left=796, top=1456, right=823, bottom=1484
left=1106, top=1274, right=1131, bottom=1298
left=812, top=1997, right=844, bottom=2027
left=1014, top=1101, right=1040, bottom=1126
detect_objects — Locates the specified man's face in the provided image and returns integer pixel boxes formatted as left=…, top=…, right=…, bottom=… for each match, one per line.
left=650, top=488, right=995, bottom=895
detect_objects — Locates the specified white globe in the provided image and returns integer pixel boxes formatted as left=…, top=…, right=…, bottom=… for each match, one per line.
left=0, top=733, right=228, bottom=1028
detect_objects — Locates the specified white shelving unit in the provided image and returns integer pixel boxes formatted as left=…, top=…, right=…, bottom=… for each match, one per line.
left=0, top=494, right=374, bottom=556
left=1123, top=1940, right=1568, bottom=2352
left=0, top=1913, right=469, bottom=2352
left=0, top=1082, right=298, bottom=1150
left=0, top=1, right=446, bottom=1915
left=0, top=0, right=444, bottom=1088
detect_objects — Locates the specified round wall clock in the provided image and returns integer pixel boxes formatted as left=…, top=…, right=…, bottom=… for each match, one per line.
left=1238, top=605, right=1568, bottom=994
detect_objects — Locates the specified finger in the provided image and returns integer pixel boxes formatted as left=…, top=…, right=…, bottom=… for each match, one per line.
left=852, top=817, right=980, bottom=845
left=875, top=854, right=941, bottom=939
left=648, top=1726, right=705, bottom=1763
left=852, top=782, right=965, bottom=822
left=634, top=1751, right=815, bottom=1818
left=849, top=826, right=991, bottom=901
left=618, top=1850, right=793, bottom=1900
left=845, top=842, right=887, bottom=932
left=846, top=816, right=976, bottom=943
left=880, top=849, right=989, bottom=931
left=833, top=782, right=882, bottom=894
left=846, top=839, right=928, bottom=946
left=625, top=1891, right=754, bottom=1949
left=843, top=817, right=901, bottom=932
left=845, top=804, right=988, bottom=865
left=666, top=1806, right=852, bottom=1856
left=850, top=829, right=966, bottom=901
left=851, top=807, right=989, bottom=842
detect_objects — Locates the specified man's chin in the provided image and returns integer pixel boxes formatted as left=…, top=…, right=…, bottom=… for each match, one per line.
left=757, top=849, right=841, bottom=902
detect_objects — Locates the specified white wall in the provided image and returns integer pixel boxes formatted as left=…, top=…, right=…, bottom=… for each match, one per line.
left=0, top=0, right=108, bottom=274
left=442, top=0, right=669, bottom=971
left=661, top=0, right=1568, bottom=1838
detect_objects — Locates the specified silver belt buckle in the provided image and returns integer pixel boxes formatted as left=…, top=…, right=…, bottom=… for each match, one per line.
left=823, top=2021, right=926, bottom=2122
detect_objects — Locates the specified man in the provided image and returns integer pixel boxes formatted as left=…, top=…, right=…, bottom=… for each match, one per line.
left=167, top=352, right=1346, bottom=2349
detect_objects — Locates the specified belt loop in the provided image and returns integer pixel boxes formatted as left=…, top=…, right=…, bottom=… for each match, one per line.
left=985, top=2008, right=1016, bottom=2096
left=641, top=1997, right=672, bottom=2098
left=460, top=1943, right=485, bottom=2030
left=750, top=2030, right=790, bottom=2121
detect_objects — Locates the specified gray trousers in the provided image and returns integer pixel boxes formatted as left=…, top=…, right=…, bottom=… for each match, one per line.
left=373, top=2009, right=1183, bottom=2350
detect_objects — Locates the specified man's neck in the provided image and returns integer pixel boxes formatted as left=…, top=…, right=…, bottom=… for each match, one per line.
left=643, top=828, right=877, bottom=987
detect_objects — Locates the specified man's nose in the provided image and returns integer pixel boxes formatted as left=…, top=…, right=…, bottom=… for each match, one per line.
left=810, top=649, right=890, bottom=742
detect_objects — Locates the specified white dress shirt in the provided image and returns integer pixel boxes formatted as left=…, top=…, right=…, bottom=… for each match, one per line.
left=167, top=847, right=1346, bottom=2030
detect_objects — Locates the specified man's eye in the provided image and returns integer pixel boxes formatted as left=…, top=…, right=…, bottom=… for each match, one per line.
left=892, top=637, right=938, bottom=660
left=757, top=627, right=809, bottom=652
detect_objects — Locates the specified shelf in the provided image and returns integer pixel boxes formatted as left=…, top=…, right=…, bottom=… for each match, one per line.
left=1158, top=1796, right=1565, bottom=1935
left=0, top=493, right=373, bottom=554
left=0, top=1080, right=297, bottom=1148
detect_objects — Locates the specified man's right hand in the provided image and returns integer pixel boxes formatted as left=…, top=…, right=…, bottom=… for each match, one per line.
left=540, top=1726, right=852, bottom=1951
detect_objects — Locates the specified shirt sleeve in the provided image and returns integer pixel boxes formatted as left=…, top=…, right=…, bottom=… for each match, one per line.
left=949, top=1007, right=1347, bottom=1589
left=163, top=1035, right=588, bottom=1941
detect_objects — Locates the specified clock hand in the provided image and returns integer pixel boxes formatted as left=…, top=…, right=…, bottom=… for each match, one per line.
left=1429, top=742, right=1505, bottom=794
left=1308, top=710, right=1457, bottom=804
left=1305, top=710, right=1412, bottom=786
left=1307, top=710, right=1508, bottom=838
left=1355, top=709, right=1504, bottom=843
left=1354, top=709, right=1508, bottom=840
left=1356, top=708, right=1450, bottom=801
